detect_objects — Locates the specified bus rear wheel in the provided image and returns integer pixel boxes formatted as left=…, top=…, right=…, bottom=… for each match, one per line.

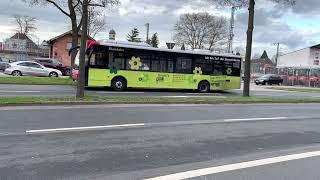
left=198, top=81, right=210, bottom=93
left=112, top=77, right=127, bottom=91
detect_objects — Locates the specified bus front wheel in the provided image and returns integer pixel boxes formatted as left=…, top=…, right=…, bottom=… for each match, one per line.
left=112, top=77, right=127, bottom=91
left=198, top=81, right=210, bottom=93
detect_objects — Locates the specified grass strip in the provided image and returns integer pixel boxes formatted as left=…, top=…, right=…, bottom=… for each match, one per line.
left=1, top=96, right=320, bottom=105
left=268, top=87, right=320, bottom=93
left=0, top=77, right=75, bottom=85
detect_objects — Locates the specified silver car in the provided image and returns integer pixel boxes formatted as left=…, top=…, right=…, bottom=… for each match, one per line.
left=4, top=61, right=62, bottom=77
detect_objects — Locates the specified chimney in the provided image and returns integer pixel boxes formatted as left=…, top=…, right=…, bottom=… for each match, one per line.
left=166, top=42, right=175, bottom=49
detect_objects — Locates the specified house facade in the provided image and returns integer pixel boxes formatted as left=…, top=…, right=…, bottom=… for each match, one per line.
left=251, top=51, right=276, bottom=74
left=47, top=31, right=94, bottom=66
left=0, top=33, right=46, bottom=61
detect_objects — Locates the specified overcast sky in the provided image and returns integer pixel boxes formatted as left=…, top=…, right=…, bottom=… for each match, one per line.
left=0, top=0, right=320, bottom=57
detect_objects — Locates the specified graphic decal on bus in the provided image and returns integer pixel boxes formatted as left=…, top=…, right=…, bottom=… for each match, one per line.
left=226, top=67, right=233, bottom=75
left=139, top=73, right=149, bottom=82
left=129, top=56, right=142, bottom=70
left=109, top=64, right=118, bottom=74
left=193, top=67, right=203, bottom=75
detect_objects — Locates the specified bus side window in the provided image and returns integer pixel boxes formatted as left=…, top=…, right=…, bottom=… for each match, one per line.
left=109, top=52, right=125, bottom=70
left=176, top=57, right=192, bottom=74
left=195, top=58, right=212, bottom=75
left=213, top=60, right=224, bottom=75
left=168, top=61, right=174, bottom=73
left=89, top=53, right=107, bottom=68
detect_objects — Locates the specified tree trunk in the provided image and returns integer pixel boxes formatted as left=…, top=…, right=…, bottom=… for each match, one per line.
left=68, top=0, right=78, bottom=73
left=243, top=0, right=255, bottom=97
left=76, top=0, right=88, bottom=98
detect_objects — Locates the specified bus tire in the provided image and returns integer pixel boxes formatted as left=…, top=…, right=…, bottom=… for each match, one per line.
left=111, top=77, right=127, bottom=91
left=198, top=81, right=210, bottom=93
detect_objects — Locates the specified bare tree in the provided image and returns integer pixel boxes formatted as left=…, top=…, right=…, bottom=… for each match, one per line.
left=207, top=17, right=228, bottom=51
left=87, top=8, right=107, bottom=38
left=23, top=0, right=119, bottom=68
left=211, top=0, right=295, bottom=97
left=13, top=15, right=37, bottom=35
left=23, top=0, right=119, bottom=98
left=77, top=0, right=89, bottom=98
left=174, top=13, right=228, bottom=50
left=76, top=6, right=107, bottom=38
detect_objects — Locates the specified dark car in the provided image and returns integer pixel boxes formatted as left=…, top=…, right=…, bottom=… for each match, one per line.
left=0, top=57, right=11, bottom=71
left=34, top=58, right=71, bottom=76
left=255, top=74, right=283, bottom=85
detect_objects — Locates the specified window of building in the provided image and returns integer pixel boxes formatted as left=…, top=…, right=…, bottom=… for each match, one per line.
left=66, top=42, right=72, bottom=50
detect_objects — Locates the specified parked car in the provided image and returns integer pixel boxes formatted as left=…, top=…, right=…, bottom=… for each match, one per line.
left=242, top=73, right=264, bottom=81
left=4, top=61, right=62, bottom=77
left=34, top=58, right=71, bottom=76
left=0, top=57, right=11, bottom=71
left=255, top=74, right=283, bottom=85
left=72, top=68, right=79, bottom=81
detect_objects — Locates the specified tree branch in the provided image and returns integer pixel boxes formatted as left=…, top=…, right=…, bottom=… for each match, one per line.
left=46, top=0, right=71, bottom=17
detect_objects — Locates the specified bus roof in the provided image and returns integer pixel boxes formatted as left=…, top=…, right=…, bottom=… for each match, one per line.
left=98, top=40, right=241, bottom=59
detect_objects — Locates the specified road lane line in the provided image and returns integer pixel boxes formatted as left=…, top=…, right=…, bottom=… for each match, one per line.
left=0, top=90, right=41, bottom=93
left=144, top=150, right=320, bottom=180
left=26, top=123, right=145, bottom=134
left=224, top=117, right=288, bottom=122
left=24, top=116, right=313, bottom=134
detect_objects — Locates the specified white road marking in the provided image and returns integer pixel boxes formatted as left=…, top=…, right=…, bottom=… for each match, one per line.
left=26, top=123, right=145, bottom=134
left=0, top=104, right=213, bottom=111
left=144, top=150, right=320, bottom=180
left=224, top=117, right=288, bottom=122
left=25, top=116, right=311, bottom=134
left=0, top=90, right=41, bottom=93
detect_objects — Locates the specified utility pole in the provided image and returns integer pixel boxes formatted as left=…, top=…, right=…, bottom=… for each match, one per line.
left=228, top=6, right=239, bottom=54
left=145, top=23, right=150, bottom=44
left=243, top=0, right=255, bottom=97
left=274, top=42, right=280, bottom=66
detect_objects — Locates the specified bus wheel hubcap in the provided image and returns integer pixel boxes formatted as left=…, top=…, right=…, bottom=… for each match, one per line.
left=201, top=85, right=207, bottom=91
left=116, top=81, right=122, bottom=89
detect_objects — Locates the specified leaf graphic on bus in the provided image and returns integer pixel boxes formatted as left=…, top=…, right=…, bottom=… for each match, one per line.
left=129, top=56, right=142, bottom=70
left=109, top=65, right=118, bottom=74
left=139, top=73, right=149, bottom=82
left=188, top=75, right=197, bottom=84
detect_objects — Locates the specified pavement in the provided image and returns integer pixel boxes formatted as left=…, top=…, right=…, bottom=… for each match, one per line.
left=2, top=83, right=320, bottom=98
left=1, top=104, right=320, bottom=179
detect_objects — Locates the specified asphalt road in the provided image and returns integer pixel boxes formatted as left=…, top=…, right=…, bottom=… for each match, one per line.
left=1, top=104, right=320, bottom=179
left=1, top=83, right=320, bottom=98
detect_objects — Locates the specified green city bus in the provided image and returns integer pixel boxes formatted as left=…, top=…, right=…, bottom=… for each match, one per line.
left=83, top=40, right=242, bottom=92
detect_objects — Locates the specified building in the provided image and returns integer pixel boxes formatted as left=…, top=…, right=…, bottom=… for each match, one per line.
left=278, top=44, right=320, bottom=69
left=0, top=33, right=44, bottom=61
left=251, top=50, right=276, bottom=74
left=47, top=31, right=94, bottom=66
left=277, top=44, right=320, bottom=86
